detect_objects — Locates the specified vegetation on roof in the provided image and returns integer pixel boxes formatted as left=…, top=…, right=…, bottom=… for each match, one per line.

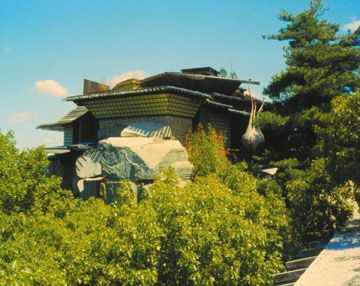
left=112, top=78, right=142, bottom=91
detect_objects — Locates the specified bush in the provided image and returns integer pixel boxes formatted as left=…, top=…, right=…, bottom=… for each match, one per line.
left=0, top=132, right=71, bottom=214
left=285, top=158, right=353, bottom=244
left=186, top=125, right=228, bottom=177
left=318, top=91, right=360, bottom=187
left=0, top=130, right=288, bottom=285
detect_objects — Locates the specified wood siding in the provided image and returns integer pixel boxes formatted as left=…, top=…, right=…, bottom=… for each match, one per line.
left=63, top=126, right=73, bottom=146
left=199, top=107, right=232, bottom=148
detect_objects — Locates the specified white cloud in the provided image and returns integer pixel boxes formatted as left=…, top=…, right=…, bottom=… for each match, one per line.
left=3, top=46, right=11, bottom=54
left=9, top=112, right=35, bottom=123
left=109, top=70, right=146, bottom=87
left=34, top=80, right=69, bottom=97
left=344, top=20, right=360, bottom=31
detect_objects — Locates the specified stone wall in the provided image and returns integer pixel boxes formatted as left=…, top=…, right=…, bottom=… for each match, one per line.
left=98, top=116, right=193, bottom=143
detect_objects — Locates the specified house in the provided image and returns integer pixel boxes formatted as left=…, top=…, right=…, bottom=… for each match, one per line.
left=39, top=67, right=259, bottom=149
left=38, top=67, right=260, bottom=194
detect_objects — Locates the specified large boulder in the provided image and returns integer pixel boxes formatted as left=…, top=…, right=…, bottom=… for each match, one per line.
left=75, top=137, right=193, bottom=182
left=74, top=177, right=104, bottom=200
left=76, top=156, right=102, bottom=179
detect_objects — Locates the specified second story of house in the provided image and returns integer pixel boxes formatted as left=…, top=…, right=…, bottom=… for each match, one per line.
left=37, top=67, right=262, bottom=151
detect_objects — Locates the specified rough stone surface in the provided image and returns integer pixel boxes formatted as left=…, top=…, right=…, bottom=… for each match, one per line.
left=75, top=156, right=102, bottom=179
left=77, top=177, right=104, bottom=200
left=77, top=137, right=193, bottom=182
left=120, top=121, right=174, bottom=139
left=169, top=161, right=193, bottom=180
left=73, top=137, right=193, bottom=202
left=98, top=116, right=192, bottom=143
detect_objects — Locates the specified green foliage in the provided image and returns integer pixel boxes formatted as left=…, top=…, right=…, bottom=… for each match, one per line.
left=285, top=158, right=353, bottom=244
left=0, top=171, right=287, bottom=285
left=262, top=0, right=360, bottom=159
left=186, top=125, right=228, bottom=177
left=0, top=198, right=162, bottom=285
left=146, top=167, right=287, bottom=285
left=219, top=68, right=238, bottom=79
left=0, top=132, right=70, bottom=215
left=265, top=0, right=359, bottom=103
left=257, top=111, right=289, bottom=130
left=257, top=0, right=359, bottom=246
left=318, top=91, right=360, bottom=186
left=0, top=129, right=288, bottom=285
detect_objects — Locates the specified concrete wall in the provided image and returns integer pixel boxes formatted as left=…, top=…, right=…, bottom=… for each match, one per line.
left=98, top=116, right=193, bottom=144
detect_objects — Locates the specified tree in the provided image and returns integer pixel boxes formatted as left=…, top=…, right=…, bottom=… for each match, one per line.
left=285, top=158, right=353, bottom=243
left=257, top=0, right=359, bottom=244
left=262, top=0, right=360, bottom=160
left=318, top=91, right=360, bottom=188
left=219, top=68, right=238, bottom=79
left=0, top=132, right=71, bottom=215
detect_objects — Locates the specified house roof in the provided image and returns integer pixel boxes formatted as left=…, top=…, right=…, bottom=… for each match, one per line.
left=37, top=106, right=88, bottom=131
left=64, top=85, right=253, bottom=120
left=65, top=86, right=213, bottom=103
left=65, top=85, right=254, bottom=105
left=39, top=68, right=261, bottom=135
left=181, top=67, right=220, bottom=76
left=141, top=72, right=259, bottom=95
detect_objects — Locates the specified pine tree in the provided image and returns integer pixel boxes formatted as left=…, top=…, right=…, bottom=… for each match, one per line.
left=257, top=0, right=359, bottom=244
left=262, top=0, right=360, bottom=160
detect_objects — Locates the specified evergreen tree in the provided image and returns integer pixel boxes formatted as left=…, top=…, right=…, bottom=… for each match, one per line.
left=262, top=0, right=360, bottom=160
left=258, top=0, right=359, bottom=244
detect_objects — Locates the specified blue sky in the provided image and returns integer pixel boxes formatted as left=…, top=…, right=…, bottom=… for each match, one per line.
left=0, top=0, right=359, bottom=149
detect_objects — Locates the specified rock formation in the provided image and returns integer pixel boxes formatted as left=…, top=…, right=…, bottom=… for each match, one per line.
left=74, top=136, right=193, bottom=201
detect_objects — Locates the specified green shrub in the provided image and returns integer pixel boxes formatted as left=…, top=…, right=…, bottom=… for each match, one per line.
left=285, top=158, right=353, bottom=244
left=0, top=130, right=288, bottom=285
left=186, top=125, right=228, bottom=177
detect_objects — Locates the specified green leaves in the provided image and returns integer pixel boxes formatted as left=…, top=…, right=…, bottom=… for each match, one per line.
left=263, top=0, right=360, bottom=160
left=258, top=0, right=359, bottom=248
left=186, top=125, right=228, bottom=178
left=0, top=133, right=69, bottom=215
left=0, top=128, right=288, bottom=285
left=319, top=91, right=360, bottom=186
left=285, top=158, right=353, bottom=244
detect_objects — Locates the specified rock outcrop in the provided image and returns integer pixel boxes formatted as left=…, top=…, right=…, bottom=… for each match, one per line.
left=75, top=136, right=192, bottom=182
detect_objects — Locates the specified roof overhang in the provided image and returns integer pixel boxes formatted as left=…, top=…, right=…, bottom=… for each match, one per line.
left=65, top=86, right=212, bottom=103
left=37, top=106, right=89, bottom=131
left=37, top=123, right=67, bottom=131
left=141, top=72, right=259, bottom=95
left=64, top=86, right=254, bottom=119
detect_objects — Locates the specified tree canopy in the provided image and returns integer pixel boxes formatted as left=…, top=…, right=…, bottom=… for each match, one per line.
left=262, top=0, right=360, bottom=160
left=257, top=0, right=359, bottom=245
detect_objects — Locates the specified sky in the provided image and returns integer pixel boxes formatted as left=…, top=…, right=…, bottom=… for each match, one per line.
left=0, top=0, right=359, bottom=149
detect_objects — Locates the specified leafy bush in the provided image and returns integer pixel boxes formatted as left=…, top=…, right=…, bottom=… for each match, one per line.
left=0, top=132, right=70, bottom=214
left=318, top=91, right=360, bottom=187
left=0, top=129, right=289, bottom=285
left=0, top=169, right=287, bottom=285
left=285, top=158, right=353, bottom=244
left=186, top=125, right=227, bottom=177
